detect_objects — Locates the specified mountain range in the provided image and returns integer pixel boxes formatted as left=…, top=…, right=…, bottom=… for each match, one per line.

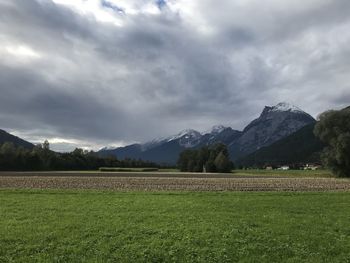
left=99, top=102, right=317, bottom=164
left=0, top=102, right=323, bottom=166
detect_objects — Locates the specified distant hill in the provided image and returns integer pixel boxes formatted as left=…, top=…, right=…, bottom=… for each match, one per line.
left=100, top=102, right=316, bottom=164
left=236, top=123, right=325, bottom=167
left=0, top=129, right=34, bottom=149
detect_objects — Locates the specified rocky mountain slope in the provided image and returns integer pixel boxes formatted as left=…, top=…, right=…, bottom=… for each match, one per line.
left=228, top=102, right=316, bottom=159
left=236, top=123, right=325, bottom=167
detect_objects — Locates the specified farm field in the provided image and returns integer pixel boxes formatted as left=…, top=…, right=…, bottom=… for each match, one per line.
left=1, top=190, right=350, bottom=262
left=0, top=169, right=333, bottom=177
left=0, top=171, right=348, bottom=191
left=0, top=169, right=335, bottom=178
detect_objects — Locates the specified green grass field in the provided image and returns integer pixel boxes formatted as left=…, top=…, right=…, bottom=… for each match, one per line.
left=1, top=190, right=349, bottom=262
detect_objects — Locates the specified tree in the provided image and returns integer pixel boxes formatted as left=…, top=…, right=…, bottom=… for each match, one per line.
left=43, top=140, right=50, bottom=151
left=178, top=149, right=192, bottom=172
left=214, top=151, right=232, bottom=173
left=73, top=148, right=84, bottom=156
left=0, top=142, right=16, bottom=155
left=314, top=107, right=350, bottom=177
left=177, top=143, right=234, bottom=173
left=0, top=142, right=16, bottom=170
left=206, top=150, right=217, bottom=172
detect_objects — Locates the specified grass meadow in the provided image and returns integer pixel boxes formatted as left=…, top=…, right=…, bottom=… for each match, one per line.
left=1, top=189, right=350, bottom=262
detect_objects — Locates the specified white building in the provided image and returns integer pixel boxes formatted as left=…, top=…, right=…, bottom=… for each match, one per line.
left=278, top=166, right=290, bottom=170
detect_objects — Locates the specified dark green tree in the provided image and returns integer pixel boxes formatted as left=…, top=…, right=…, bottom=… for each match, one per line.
left=177, top=143, right=233, bottom=173
left=73, top=148, right=84, bottom=156
left=43, top=140, right=50, bottom=151
left=0, top=142, right=16, bottom=155
left=206, top=150, right=217, bottom=172
left=314, top=107, right=350, bottom=177
left=0, top=141, right=159, bottom=171
left=214, top=151, right=232, bottom=173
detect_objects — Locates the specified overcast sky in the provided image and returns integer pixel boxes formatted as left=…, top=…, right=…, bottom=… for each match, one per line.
left=0, top=0, right=349, bottom=151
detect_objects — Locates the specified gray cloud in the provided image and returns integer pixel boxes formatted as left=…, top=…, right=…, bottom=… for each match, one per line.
left=0, top=0, right=349, bottom=151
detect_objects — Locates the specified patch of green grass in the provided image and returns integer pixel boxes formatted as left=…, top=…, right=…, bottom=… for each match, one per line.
left=233, top=169, right=334, bottom=177
left=1, top=190, right=349, bottom=262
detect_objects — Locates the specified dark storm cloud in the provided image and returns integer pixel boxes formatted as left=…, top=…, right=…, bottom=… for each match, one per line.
left=0, top=64, right=136, bottom=141
left=333, top=91, right=350, bottom=107
left=0, top=0, right=349, bottom=150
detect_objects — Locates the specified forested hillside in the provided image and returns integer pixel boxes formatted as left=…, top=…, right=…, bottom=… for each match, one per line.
left=0, top=129, right=34, bottom=149
left=0, top=142, right=158, bottom=171
left=237, top=124, right=325, bottom=167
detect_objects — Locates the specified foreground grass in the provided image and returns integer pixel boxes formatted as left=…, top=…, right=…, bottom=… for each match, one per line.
left=0, top=190, right=349, bottom=262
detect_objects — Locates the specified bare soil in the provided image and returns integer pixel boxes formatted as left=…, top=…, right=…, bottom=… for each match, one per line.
left=0, top=172, right=349, bottom=191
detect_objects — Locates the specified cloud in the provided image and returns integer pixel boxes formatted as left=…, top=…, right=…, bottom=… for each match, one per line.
left=0, top=0, right=350, bottom=151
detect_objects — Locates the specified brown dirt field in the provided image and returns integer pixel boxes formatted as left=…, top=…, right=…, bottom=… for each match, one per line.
left=0, top=171, right=292, bottom=179
left=0, top=173, right=350, bottom=191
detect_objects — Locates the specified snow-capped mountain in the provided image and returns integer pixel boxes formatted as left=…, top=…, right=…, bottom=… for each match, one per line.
left=140, top=129, right=202, bottom=151
left=201, top=126, right=242, bottom=146
left=203, top=125, right=227, bottom=135
left=228, top=102, right=315, bottom=158
left=99, top=126, right=236, bottom=163
left=270, top=102, right=304, bottom=113
left=166, top=129, right=202, bottom=147
left=99, top=102, right=315, bottom=164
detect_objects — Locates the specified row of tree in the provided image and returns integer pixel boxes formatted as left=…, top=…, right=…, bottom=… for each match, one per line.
left=0, top=141, right=158, bottom=171
left=177, top=143, right=234, bottom=173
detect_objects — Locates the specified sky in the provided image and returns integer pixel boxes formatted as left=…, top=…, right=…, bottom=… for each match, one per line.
left=0, top=0, right=349, bottom=151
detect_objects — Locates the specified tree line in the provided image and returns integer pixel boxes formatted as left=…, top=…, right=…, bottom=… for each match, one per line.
left=177, top=143, right=234, bottom=173
left=0, top=141, right=158, bottom=171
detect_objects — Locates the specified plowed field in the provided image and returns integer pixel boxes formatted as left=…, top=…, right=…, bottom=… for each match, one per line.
left=1, top=172, right=349, bottom=191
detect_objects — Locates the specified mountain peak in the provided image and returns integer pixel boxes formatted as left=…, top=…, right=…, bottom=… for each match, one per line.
left=168, top=129, right=201, bottom=148
left=211, top=125, right=227, bottom=133
left=270, top=102, right=304, bottom=113
left=203, top=125, right=227, bottom=135
left=166, top=129, right=200, bottom=142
